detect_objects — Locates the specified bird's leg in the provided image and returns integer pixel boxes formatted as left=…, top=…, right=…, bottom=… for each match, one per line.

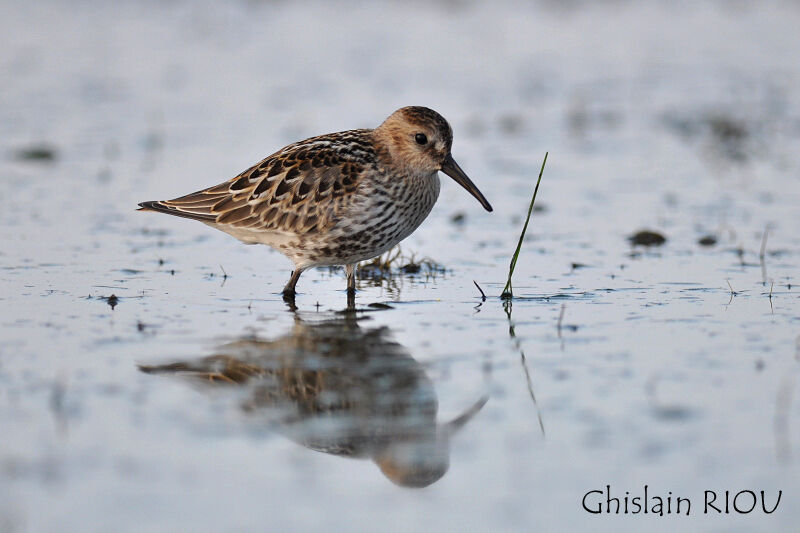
left=282, top=267, right=305, bottom=301
left=344, top=264, right=357, bottom=309
left=345, top=264, right=356, bottom=295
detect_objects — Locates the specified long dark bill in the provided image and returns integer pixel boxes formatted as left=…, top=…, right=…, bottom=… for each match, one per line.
left=440, top=154, right=493, bottom=212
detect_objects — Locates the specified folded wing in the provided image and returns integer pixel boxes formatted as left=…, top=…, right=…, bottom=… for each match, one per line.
left=138, top=130, right=372, bottom=236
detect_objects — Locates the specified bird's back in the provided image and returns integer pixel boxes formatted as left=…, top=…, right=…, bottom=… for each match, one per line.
left=138, top=129, right=377, bottom=240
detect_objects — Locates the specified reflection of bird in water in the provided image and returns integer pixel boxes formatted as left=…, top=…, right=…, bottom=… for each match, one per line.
left=139, top=312, right=487, bottom=488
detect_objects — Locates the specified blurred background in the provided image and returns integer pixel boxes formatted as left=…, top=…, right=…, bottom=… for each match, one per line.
left=2, top=1, right=799, bottom=532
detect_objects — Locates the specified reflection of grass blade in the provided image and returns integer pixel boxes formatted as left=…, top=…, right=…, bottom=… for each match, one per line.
left=501, top=152, right=548, bottom=299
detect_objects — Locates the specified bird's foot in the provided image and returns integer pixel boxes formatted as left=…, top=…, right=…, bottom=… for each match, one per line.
left=282, top=288, right=297, bottom=304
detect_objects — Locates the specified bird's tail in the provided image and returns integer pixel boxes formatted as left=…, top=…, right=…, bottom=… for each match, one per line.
left=137, top=200, right=217, bottom=222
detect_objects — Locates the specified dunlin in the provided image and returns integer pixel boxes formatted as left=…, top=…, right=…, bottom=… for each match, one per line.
left=138, top=106, right=492, bottom=299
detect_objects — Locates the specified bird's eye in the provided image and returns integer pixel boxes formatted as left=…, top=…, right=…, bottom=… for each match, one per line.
left=415, top=133, right=428, bottom=145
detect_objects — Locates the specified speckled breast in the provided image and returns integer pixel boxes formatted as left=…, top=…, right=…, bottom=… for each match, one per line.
left=297, top=172, right=441, bottom=267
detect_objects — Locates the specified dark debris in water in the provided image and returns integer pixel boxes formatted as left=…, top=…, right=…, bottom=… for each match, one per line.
left=400, top=263, right=421, bottom=274
left=697, top=235, right=717, bottom=247
left=628, top=230, right=666, bottom=247
left=662, top=110, right=755, bottom=163
left=651, top=405, right=695, bottom=422
left=136, top=321, right=159, bottom=336
left=450, top=212, right=466, bottom=225
left=13, top=144, right=58, bottom=163
left=498, top=113, right=524, bottom=136
left=707, top=114, right=748, bottom=161
left=140, top=227, right=170, bottom=237
left=566, top=99, right=623, bottom=137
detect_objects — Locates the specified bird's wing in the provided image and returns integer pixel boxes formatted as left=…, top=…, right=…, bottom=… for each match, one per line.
left=138, top=355, right=265, bottom=385
left=138, top=129, right=375, bottom=234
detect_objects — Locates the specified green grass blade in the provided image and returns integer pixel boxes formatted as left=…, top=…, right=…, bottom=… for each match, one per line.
left=501, top=152, right=548, bottom=299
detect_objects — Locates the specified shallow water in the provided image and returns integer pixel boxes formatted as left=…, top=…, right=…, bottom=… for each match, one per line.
left=2, top=1, right=800, bottom=532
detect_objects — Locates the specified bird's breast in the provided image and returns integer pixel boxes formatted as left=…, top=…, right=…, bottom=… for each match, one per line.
left=365, top=170, right=440, bottom=238
left=289, top=171, right=440, bottom=268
